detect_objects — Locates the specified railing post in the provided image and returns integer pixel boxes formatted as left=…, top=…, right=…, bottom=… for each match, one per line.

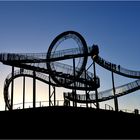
left=105, top=104, right=107, bottom=110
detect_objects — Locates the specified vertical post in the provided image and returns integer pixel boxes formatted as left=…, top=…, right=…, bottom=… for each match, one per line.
left=73, top=58, right=77, bottom=107
left=23, top=76, right=25, bottom=109
left=49, top=75, right=51, bottom=106
left=111, top=71, right=118, bottom=111
left=93, top=61, right=99, bottom=109
left=5, top=104, right=7, bottom=111
left=53, top=86, right=56, bottom=106
left=33, top=70, right=36, bottom=108
left=11, top=66, right=14, bottom=110
left=85, top=69, right=88, bottom=108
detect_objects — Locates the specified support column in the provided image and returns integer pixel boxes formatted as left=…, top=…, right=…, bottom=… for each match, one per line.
left=49, top=74, right=51, bottom=106
left=85, top=69, right=88, bottom=108
left=111, top=71, right=118, bottom=111
left=49, top=75, right=56, bottom=106
left=93, top=61, right=99, bottom=109
left=11, top=66, right=14, bottom=110
left=53, top=86, right=56, bottom=106
left=85, top=62, right=95, bottom=108
left=73, top=58, right=77, bottom=107
left=23, top=76, right=25, bottom=109
left=33, top=70, right=36, bottom=108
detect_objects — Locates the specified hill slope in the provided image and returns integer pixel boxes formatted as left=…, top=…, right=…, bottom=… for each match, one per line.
left=1, top=106, right=140, bottom=138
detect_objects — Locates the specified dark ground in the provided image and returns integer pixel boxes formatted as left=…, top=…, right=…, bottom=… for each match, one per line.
left=1, top=106, right=140, bottom=139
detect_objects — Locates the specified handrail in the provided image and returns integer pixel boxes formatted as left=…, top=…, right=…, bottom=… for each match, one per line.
left=95, top=55, right=140, bottom=79
left=11, top=100, right=65, bottom=110
left=64, top=79, right=140, bottom=103
left=0, top=46, right=93, bottom=63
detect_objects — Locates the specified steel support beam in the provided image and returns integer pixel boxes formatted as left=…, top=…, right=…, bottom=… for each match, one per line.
left=49, top=75, right=56, bottom=106
left=73, top=58, right=77, bottom=107
left=23, top=76, right=25, bottom=109
left=111, top=71, right=119, bottom=111
left=11, top=66, right=14, bottom=110
left=93, top=61, right=99, bottom=109
left=85, top=69, right=88, bottom=108
left=53, top=86, right=56, bottom=106
left=49, top=74, right=51, bottom=106
left=33, top=70, right=36, bottom=108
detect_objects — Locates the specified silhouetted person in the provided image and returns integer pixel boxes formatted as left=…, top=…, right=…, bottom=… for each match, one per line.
left=20, top=68, right=24, bottom=74
left=118, top=65, right=120, bottom=71
left=91, top=44, right=99, bottom=60
left=112, top=64, right=116, bottom=71
left=87, top=93, right=90, bottom=100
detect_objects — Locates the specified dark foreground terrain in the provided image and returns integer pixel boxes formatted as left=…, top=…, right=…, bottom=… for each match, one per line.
left=1, top=106, right=140, bottom=138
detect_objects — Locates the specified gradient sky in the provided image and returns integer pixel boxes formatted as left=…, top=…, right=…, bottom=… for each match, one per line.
left=0, top=1, right=140, bottom=111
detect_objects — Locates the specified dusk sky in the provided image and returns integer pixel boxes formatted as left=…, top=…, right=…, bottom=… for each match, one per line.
left=0, top=1, right=140, bottom=111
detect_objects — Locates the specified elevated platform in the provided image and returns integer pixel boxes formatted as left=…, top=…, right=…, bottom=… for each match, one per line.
left=0, top=106, right=140, bottom=139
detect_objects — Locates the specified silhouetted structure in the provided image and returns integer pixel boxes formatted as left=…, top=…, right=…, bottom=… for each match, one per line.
left=0, top=30, right=139, bottom=114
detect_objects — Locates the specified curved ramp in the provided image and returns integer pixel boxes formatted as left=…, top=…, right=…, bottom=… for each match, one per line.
left=94, top=55, right=140, bottom=79
left=63, top=45, right=140, bottom=103
left=0, top=46, right=99, bottom=90
left=4, top=68, right=100, bottom=109
left=1, top=45, right=139, bottom=79
left=64, top=78, right=140, bottom=103
left=4, top=69, right=58, bottom=109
